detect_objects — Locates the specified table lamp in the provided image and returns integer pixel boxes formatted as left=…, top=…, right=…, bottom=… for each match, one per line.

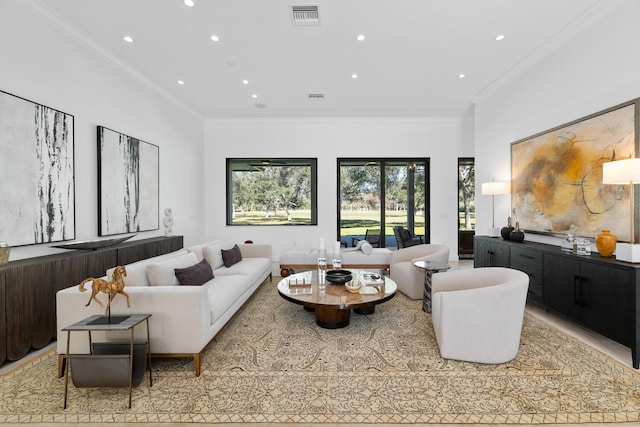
left=481, top=181, right=506, bottom=237
left=603, top=158, right=640, bottom=263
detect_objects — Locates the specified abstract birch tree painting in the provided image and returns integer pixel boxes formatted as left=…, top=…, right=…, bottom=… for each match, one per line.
left=0, top=90, right=75, bottom=246
left=98, top=126, right=159, bottom=236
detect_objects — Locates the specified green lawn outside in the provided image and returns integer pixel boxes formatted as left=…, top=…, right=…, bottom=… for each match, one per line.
left=230, top=209, right=474, bottom=234
left=339, top=210, right=425, bottom=236
left=231, top=209, right=312, bottom=225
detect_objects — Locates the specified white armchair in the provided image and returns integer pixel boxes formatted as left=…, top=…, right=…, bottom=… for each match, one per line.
left=431, top=267, right=529, bottom=364
left=389, top=244, right=449, bottom=299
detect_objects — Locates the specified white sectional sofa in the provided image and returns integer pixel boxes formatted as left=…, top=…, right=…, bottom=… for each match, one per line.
left=56, top=240, right=272, bottom=376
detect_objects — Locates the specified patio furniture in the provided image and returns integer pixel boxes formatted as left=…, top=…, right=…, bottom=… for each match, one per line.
left=351, top=228, right=382, bottom=248
left=393, top=226, right=423, bottom=248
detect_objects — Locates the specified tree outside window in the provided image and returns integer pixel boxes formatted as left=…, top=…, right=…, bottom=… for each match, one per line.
left=226, top=158, right=317, bottom=225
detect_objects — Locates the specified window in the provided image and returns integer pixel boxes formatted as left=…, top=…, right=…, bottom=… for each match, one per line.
left=337, top=158, right=429, bottom=247
left=226, top=158, right=317, bottom=225
left=458, top=157, right=475, bottom=258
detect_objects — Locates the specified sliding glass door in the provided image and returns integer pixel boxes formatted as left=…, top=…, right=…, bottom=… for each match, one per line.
left=458, top=157, right=475, bottom=258
left=338, top=158, right=429, bottom=248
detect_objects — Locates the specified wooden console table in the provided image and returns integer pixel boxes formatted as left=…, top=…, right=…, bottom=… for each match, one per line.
left=0, top=235, right=183, bottom=368
left=475, top=235, right=640, bottom=369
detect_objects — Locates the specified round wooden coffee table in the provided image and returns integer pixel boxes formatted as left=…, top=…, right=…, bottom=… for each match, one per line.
left=277, top=270, right=397, bottom=328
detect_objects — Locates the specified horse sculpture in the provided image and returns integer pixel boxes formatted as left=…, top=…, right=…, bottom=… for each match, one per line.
left=79, top=265, right=131, bottom=314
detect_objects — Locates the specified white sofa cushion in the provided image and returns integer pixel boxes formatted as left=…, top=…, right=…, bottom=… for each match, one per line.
left=186, top=239, right=222, bottom=262
left=106, top=248, right=188, bottom=287
left=204, top=275, right=251, bottom=324
left=214, top=257, right=272, bottom=284
left=146, top=252, right=199, bottom=286
left=203, top=240, right=235, bottom=269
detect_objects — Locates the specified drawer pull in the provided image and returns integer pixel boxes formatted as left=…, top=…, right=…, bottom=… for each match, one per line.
left=573, top=275, right=583, bottom=306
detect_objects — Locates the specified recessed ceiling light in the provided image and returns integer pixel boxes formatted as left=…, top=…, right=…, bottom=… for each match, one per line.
left=242, top=79, right=249, bottom=85
left=184, top=0, right=195, bottom=7
left=123, top=35, right=134, bottom=43
left=351, top=73, right=358, bottom=79
left=177, top=80, right=185, bottom=85
left=458, top=73, right=466, bottom=79
left=210, top=35, right=220, bottom=42
left=252, top=94, right=258, bottom=99
left=356, top=34, right=365, bottom=41
left=495, top=34, right=505, bottom=41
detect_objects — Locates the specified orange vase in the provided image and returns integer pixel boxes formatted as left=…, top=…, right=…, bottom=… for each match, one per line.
left=595, top=230, right=617, bottom=257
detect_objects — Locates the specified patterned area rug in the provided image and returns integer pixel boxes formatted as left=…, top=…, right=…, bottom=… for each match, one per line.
left=1, top=280, right=640, bottom=425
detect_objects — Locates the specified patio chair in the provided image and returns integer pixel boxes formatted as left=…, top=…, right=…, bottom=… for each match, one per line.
left=351, top=229, right=381, bottom=247
left=393, top=226, right=423, bottom=248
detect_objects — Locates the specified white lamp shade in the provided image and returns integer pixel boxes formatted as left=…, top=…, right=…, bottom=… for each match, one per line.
left=481, top=181, right=506, bottom=195
left=603, top=158, right=640, bottom=184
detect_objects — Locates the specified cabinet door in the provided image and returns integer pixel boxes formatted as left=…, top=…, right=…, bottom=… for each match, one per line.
left=5, top=260, right=56, bottom=359
left=474, top=238, right=510, bottom=267
left=580, top=262, right=633, bottom=346
left=511, top=246, right=544, bottom=303
left=544, top=254, right=581, bottom=320
left=0, top=270, right=6, bottom=365
left=474, top=237, right=490, bottom=267
left=488, top=241, right=510, bottom=267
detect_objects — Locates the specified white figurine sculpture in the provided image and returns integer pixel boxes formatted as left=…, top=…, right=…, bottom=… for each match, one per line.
left=163, top=208, right=174, bottom=237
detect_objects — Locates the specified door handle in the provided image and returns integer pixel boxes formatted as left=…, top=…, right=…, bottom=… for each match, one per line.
left=573, top=275, right=581, bottom=306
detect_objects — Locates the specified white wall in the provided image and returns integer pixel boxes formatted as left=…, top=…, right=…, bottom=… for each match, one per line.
left=474, top=0, right=640, bottom=247
left=0, top=1, right=205, bottom=260
left=204, top=117, right=471, bottom=262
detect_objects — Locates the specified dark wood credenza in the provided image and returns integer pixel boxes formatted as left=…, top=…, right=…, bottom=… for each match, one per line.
left=0, top=235, right=183, bottom=367
left=474, top=236, right=640, bottom=369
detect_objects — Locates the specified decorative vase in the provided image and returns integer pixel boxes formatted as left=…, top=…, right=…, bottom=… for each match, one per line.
left=509, top=222, right=525, bottom=243
left=0, top=241, right=10, bottom=266
left=595, top=229, right=617, bottom=257
left=500, top=216, right=515, bottom=240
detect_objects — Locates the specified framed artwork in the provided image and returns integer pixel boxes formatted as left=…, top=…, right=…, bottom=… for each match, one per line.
left=0, top=90, right=75, bottom=246
left=511, top=99, right=638, bottom=241
left=98, top=126, right=159, bottom=236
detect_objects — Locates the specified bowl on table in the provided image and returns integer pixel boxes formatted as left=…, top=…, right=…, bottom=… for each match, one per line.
left=345, top=280, right=362, bottom=293
left=325, top=269, right=352, bottom=284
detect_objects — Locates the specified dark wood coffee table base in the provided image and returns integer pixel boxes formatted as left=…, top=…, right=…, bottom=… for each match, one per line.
left=315, top=306, right=351, bottom=328
left=303, top=301, right=377, bottom=328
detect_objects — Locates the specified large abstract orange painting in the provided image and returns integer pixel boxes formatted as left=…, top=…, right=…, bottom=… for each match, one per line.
left=511, top=101, right=637, bottom=241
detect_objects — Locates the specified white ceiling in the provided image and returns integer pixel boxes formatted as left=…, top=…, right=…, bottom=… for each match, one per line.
left=29, top=0, right=622, bottom=119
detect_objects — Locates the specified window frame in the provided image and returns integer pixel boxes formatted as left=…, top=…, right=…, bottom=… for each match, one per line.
left=226, top=158, right=318, bottom=226
left=336, top=157, right=430, bottom=246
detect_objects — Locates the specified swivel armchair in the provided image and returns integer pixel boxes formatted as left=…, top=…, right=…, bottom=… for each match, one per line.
left=431, top=267, right=529, bottom=364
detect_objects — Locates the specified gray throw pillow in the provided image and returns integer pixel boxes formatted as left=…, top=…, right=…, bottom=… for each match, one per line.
left=174, top=259, right=214, bottom=285
left=221, top=244, right=243, bottom=268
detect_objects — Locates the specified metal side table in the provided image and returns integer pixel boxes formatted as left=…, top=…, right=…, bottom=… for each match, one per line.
left=62, top=313, right=152, bottom=409
left=413, top=261, right=451, bottom=313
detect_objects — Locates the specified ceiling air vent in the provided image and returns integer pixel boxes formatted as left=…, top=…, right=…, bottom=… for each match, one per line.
left=308, top=93, right=325, bottom=101
left=290, top=5, right=320, bottom=26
